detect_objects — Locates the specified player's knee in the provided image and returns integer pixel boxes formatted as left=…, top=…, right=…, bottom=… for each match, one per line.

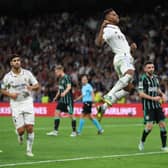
left=159, top=121, right=166, bottom=128
left=148, top=128, right=152, bottom=132
left=124, top=83, right=135, bottom=92
left=25, top=125, right=34, bottom=133
left=119, top=74, right=133, bottom=87
left=55, top=110, right=61, bottom=117
left=72, top=117, right=76, bottom=121
left=17, top=127, right=25, bottom=135
left=89, top=114, right=94, bottom=119
left=146, top=126, right=152, bottom=132
left=146, top=123, right=153, bottom=130
left=160, top=126, right=167, bottom=132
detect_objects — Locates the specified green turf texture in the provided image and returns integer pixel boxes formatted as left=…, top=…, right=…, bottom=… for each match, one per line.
left=0, top=117, right=167, bottom=168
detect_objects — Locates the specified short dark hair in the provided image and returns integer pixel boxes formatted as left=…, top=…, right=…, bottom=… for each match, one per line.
left=144, top=60, right=154, bottom=67
left=103, top=8, right=114, bottom=19
left=55, top=64, right=64, bottom=70
left=96, top=8, right=114, bottom=38
left=9, top=54, right=20, bottom=62
left=81, top=74, right=88, bottom=79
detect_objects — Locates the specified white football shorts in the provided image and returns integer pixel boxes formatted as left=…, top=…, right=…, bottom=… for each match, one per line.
left=11, top=101, right=35, bottom=129
left=113, top=53, right=135, bottom=78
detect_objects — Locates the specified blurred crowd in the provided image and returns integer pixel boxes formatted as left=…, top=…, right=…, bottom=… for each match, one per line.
left=0, top=5, right=168, bottom=103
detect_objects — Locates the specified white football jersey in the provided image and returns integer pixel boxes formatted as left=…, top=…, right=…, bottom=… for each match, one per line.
left=1, top=68, right=38, bottom=104
left=103, top=24, right=130, bottom=55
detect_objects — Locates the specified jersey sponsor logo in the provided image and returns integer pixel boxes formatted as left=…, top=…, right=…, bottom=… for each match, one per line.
left=59, top=85, right=64, bottom=89
left=12, top=83, right=26, bottom=89
left=148, top=87, right=157, bottom=92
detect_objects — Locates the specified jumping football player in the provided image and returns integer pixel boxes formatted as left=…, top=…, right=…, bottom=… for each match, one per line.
left=95, top=8, right=137, bottom=121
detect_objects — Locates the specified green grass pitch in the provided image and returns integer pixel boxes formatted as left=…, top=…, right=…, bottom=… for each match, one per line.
left=0, top=117, right=168, bottom=168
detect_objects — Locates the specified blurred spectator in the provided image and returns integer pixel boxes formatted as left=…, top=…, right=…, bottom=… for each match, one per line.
left=0, top=5, right=168, bottom=102
left=73, top=84, right=81, bottom=101
left=41, top=88, right=50, bottom=103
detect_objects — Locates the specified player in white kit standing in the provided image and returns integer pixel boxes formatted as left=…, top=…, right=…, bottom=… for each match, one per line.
left=1, top=54, right=40, bottom=157
left=95, top=8, right=137, bottom=121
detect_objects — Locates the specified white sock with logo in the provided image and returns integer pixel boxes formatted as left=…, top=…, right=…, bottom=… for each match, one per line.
left=27, top=132, right=34, bottom=153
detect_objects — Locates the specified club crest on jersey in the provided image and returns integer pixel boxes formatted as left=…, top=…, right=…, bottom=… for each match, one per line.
left=146, top=115, right=149, bottom=120
left=24, top=78, right=28, bottom=82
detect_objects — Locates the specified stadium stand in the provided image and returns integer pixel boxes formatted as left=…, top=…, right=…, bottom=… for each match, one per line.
left=0, top=5, right=168, bottom=102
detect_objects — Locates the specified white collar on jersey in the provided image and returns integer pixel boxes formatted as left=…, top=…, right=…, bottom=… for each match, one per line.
left=10, top=68, right=24, bottom=77
left=105, top=24, right=119, bottom=29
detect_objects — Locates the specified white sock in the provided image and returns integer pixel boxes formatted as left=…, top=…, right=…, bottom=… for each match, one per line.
left=108, top=89, right=129, bottom=99
left=101, top=90, right=128, bottom=111
left=104, top=89, right=129, bottom=108
left=107, top=74, right=133, bottom=95
left=27, top=132, right=34, bottom=153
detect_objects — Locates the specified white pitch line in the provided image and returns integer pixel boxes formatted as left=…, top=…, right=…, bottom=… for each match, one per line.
left=0, top=151, right=166, bottom=168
